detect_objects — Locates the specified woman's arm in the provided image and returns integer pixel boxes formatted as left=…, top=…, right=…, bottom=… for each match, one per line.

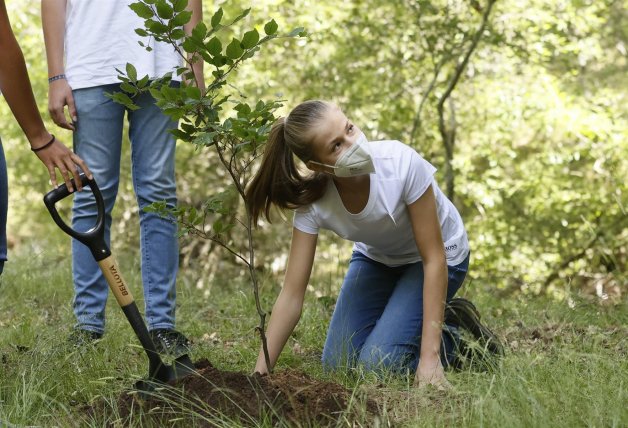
left=254, top=228, right=318, bottom=374
left=1, top=0, right=91, bottom=190
left=407, top=185, right=449, bottom=389
left=41, top=0, right=76, bottom=131
left=183, top=0, right=205, bottom=92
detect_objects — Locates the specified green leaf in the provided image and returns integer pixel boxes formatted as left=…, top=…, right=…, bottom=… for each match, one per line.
left=225, top=38, right=244, bottom=59
left=170, top=128, right=191, bottom=141
left=181, top=38, right=197, bottom=53
left=125, top=63, right=138, bottom=81
left=163, top=107, right=185, bottom=120
left=210, top=8, right=223, bottom=28
left=170, top=28, right=185, bottom=39
left=149, top=87, right=163, bottom=100
left=156, top=0, right=174, bottom=19
left=264, top=19, right=278, bottom=35
left=171, top=10, right=192, bottom=26
left=192, top=21, right=207, bottom=40
left=129, top=2, right=154, bottom=19
left=186, top=86, right=201, bottom=100
left=241, top=46, right=259, bottom=61
left=192, top=132, right=217, bottom=147
left=229, top=8, right=250, bottom=25
left=241, top=29, right=259, bottom=49
left=120, top=82, right=137, bottom=94
left=112, top=92, right=139, bottom=110
left=287, top=27, right=306, bottom=37
left=234, top=103, right=252, bottom=116
left=137, top=75, right=150, bottom=88
left=213, top=55, right=227, bottom=67
left=135, top=28, right=149, bottom=37
left=146, top=19, right=168, bottom=34
left=206, top=37, right=222, bottom=56
left=172, top=0, right=187, bottom=13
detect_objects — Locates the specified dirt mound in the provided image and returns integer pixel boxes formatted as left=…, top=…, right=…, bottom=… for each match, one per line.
left=96, top=359, right=378, bottom=426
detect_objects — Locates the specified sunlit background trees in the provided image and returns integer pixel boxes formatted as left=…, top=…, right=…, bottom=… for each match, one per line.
left=2, top=0, right=625, bottom=303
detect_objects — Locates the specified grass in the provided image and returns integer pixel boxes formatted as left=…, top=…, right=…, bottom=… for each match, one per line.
left=0, top=246, right=626, bottom=427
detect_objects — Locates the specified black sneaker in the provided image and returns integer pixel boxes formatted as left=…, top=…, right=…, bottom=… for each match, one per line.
left=68, top=328, right=103, bottom=348
left=445, top=298, right=504, bottom=356
left=149, top=329, right=191, bottom=358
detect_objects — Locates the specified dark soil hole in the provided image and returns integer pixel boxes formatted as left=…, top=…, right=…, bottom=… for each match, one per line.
left=89, top=359, right=379, bottom=426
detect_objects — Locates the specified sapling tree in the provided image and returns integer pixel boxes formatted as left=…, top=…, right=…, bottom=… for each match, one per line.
left=110, top=0, right=306, bottom=373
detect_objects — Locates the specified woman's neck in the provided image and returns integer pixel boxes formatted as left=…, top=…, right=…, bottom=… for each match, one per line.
left=333, top=175, right=370, bottom=214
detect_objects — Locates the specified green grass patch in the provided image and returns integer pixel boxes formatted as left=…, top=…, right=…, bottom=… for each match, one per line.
left=0, top=249, right=626, bottom=427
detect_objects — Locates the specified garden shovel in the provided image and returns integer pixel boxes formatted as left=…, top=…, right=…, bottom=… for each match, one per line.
left=43, top=172, right=195, bottom=392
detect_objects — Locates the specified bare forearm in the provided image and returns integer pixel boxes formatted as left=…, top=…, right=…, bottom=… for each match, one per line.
left=41, top=0, right=67, bottom=77
left=420, top=258, right=448, bottom=361
left=183, top=0, right=204, bottom=88
left=255, top=288, right=304, bottom=372
left=0, top=34, right=50, bottom=146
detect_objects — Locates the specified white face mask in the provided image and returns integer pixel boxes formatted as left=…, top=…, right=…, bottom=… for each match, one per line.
left=309, top=133, right=375, bottom=177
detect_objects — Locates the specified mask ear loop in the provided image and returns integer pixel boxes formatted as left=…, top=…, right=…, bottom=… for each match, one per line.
left=306, top=160, right=337, bottom=175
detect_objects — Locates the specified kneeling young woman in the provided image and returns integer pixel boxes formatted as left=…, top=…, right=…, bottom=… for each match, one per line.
left=245, top=100, right=499, bottom=388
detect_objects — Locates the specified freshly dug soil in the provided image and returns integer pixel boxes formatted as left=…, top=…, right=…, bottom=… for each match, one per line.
left=97, top=359, right=378, bottom=426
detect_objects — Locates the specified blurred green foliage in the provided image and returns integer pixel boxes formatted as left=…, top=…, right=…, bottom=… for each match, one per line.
left=1, top=0, right=625, bottom=302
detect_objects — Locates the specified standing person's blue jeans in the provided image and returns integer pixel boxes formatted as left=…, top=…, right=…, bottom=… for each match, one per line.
left=322, top=251, right=470, bottom=374
left=71, top=83, right=179, bottom=334
left=0, top=139, right=7, bottom=275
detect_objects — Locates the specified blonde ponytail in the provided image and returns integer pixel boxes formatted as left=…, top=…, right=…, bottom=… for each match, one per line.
left=246, top=100, right=332, bottom=225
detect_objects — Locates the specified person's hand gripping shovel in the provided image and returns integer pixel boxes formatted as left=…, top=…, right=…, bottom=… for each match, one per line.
left=43, top=172, right=196, bottom=393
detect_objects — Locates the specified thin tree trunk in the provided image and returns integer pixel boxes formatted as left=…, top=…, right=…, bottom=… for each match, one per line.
left=437, top=0, right=497, bottom=200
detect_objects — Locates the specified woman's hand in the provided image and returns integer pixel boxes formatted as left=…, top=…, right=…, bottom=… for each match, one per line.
left=414, top=357, right=451, bottom=391
left=48, top=79, right=76, bottom=131
left=32, top=134, right=92, bottom=191
left=254, top=358, right=270, bottom=376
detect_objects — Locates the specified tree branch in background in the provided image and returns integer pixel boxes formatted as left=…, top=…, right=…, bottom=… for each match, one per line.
left=543, top=216, right=627, bottom=288
left=437, top=0, right=496, bottom=200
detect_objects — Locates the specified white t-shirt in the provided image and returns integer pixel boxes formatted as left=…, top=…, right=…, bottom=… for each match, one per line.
left=293, top=140, right=469, bottom=267
left=64, top=0, right=182, bottom=90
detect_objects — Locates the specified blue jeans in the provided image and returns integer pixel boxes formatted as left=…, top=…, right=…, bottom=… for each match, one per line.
left=0, top=139, right=7, bottom=275
left=322, top=251, right=470, bottom=374
left=71, top=83, right=179, bottom=334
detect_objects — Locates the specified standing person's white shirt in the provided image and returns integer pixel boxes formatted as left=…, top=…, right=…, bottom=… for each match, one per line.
left=65, top=0, right=182, bottom=90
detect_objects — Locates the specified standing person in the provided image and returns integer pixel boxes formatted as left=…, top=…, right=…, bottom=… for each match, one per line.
left=245, top=100, right=503, bottom=388
left=41, top=0, right=204, bottom=353
left=0, top=0, right=91, bottom=277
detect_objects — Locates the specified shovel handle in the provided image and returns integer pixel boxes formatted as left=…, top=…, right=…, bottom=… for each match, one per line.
left=98, top=255, right=134, bottom=306
left=98, top=256, right=164, bottom=375
left=43, top=172, right=110, bottom=261
left=44, top=173, right=175, bottom=382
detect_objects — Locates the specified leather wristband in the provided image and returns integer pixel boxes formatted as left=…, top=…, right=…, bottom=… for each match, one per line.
left=31, top=134, right=56, bottom=152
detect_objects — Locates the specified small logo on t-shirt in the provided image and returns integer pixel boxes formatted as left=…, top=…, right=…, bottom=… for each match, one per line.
left=445, top=244, right=458, bottom=252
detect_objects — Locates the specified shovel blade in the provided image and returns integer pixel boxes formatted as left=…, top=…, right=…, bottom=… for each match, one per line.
left=134, top=354, right=197, bottom=396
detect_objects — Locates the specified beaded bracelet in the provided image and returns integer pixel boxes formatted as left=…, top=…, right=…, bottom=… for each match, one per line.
left=31, top=134, right=56, bottom=152
left=48, top=74, right=66, bottom=83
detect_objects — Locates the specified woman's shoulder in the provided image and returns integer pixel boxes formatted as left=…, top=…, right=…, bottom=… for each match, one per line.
left=368, top=139, right=417, bottom=157
left=368, top=140, right=425, bottom=171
